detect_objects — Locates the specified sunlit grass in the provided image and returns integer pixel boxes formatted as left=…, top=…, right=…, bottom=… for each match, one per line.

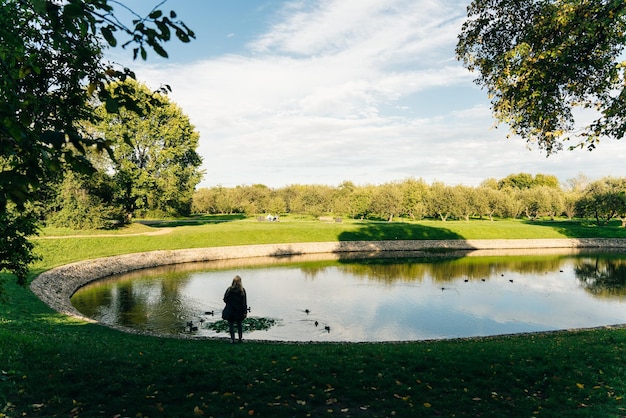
left=1, top=217, right=626, bottom=416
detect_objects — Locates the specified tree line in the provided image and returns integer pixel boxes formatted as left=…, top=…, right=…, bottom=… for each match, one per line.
left=192, top=173, right=626, bottom=226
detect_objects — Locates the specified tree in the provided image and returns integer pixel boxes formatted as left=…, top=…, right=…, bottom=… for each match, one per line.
left=331, top=181, right=357, bottom=215
left=498, top=172, right=560, bottom=190
left=400, top=178, right=428, bottom=220
left=577, top=177, right=626, bottom=226
left=428, top=182, right=456, bottom=221
left=498, top=173, right=535, bottom=190
left=0, top=205, right=38, bottom=287
left=450, top=185, right=477, bottom=221
left=457, top=0, right=626, bottom=153
left=370, top=182, right=403, bottom=222
left=47, top=170, right=123, bottom=229
left=475, top=185, right=506, bottom=221
left=348, top=186, right=374, bottom=220
left=562, top=191, right=580, bottom=220
left=1, top=0, right=194, bottom=285
left=499, top=187, right=525, bottom=218
left=96, top=79, right=203, bottom=218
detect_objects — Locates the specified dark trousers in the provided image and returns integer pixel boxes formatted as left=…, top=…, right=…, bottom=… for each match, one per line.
left=228, top=320, right=242, bottom=342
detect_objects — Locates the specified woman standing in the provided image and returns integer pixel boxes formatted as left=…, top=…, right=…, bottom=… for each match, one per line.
left=222, top=275, right=248, bottom=343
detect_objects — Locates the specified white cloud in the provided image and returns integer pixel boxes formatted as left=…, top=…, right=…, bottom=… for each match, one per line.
left=129, top=0, right=625, bottom=188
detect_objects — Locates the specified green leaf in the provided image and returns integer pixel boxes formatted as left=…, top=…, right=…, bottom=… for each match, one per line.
left=152, top=43, right=168, bottom=58
left=101, top=26, right=117, bottom=47
left=105, top=97, right=119, bottom=113
left=175, top=29, right=190, bottom=43
left=63, top=3, right=83, bottom=18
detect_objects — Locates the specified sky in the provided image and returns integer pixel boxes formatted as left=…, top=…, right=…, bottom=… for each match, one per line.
left=106, top=0, right=625, bottom=189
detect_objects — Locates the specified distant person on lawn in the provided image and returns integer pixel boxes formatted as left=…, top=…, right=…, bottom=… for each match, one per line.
left=222, top=275, right=248, bottom=343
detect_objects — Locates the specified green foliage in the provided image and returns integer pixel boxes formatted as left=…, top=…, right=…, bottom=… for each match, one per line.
left=46, top=171, right=124, bottom=229
left=0, top=0, right=193, bottom=282
left=0, top=0, right=194, bottom=209
left=0, top=206, right=39, bottom=287
left=94, top=79, right=203, bottom=218
left=498, top=172, right=560, bottom=189
left=191, top=173, right=626, bottom=224
left=577, top=177, right=626, bottom=226
left=457, top=0, right=626, bottom=153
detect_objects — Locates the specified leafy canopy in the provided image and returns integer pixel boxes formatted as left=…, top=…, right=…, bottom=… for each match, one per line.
left=0, top=0, right=194, bottom=285
left=456, top=0, right=626, bottom=154
left=94, top=79, right=203, bottom=218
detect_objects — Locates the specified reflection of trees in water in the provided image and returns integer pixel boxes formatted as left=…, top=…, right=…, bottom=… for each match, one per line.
left=574, top=257, right=626, bottom=298
left=312, top=256, right=566, bottom=284
left=73, top=272, right=197, bottom=333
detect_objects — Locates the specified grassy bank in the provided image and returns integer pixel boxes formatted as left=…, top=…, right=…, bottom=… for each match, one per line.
left=1, top=218, right=626, bottom=417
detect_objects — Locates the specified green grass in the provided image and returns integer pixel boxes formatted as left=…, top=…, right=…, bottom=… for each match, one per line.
left=2, top=218, right=626, bottom=417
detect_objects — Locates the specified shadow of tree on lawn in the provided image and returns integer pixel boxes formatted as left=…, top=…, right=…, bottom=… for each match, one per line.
left=338, top=221, right=465, bottom=241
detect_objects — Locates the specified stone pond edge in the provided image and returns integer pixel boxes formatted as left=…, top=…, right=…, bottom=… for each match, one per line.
left=30, top=238, right=626, bottom=338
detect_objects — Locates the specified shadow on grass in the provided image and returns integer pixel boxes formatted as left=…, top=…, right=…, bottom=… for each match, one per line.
left=522, top=219, right=626, bottom=238
left=330, top=221, right=469, bottom=265
left=338, top=220, right=465, bottom=241
left=136, top=214, right=247, bottom=228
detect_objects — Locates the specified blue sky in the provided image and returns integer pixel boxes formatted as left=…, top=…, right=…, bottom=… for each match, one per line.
left=107, top=0, right=625, bottom=189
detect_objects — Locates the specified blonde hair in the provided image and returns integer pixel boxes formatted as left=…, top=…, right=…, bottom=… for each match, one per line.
left=231, top=275, right=244, bottom=292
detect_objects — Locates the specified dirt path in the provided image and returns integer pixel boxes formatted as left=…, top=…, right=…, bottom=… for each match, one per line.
left=33, top=227, right=174, bottom=239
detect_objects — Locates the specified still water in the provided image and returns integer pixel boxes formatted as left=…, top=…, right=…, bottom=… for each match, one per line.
left=71, top=249, right=626, bottom=342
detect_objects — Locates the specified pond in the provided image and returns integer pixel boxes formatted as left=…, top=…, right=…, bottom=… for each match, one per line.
left=70, top=249, right=626, bottom=342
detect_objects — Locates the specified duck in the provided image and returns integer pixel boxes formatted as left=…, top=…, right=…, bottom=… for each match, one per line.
left=304, top=309, right=310, bottom=314
left=315, top=321, right=319, bottom=327
left=204, top=311, right=214, bottom=316
left=324, top=325, right=331, bottom=332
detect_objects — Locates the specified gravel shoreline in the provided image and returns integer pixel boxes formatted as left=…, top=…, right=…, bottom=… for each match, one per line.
left=30, top=238, right=626, bottom=327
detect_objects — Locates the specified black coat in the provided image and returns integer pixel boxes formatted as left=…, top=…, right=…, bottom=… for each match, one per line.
left=222, top=287, right=247, bottom=322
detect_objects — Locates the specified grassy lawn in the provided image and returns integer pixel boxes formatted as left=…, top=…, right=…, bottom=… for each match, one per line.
left=1, top=218, right=626, bottom=417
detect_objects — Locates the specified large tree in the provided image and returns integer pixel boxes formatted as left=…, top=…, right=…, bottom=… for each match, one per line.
left=577, top=177, right=626, bottom=226
left=457, top=0, right=626, bottom=153
left=0, top=0, right=194, bottom=285
left=96, top=79, right=203, bottom=218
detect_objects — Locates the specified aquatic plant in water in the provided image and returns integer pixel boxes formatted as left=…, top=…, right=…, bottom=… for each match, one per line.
left=205, top=317, right=278, bottom=333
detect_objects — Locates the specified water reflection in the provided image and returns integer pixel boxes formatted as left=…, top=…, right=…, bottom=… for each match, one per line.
left=575, top=256, right=626, bottom=298
left=71, top=249, right=626, bottom=342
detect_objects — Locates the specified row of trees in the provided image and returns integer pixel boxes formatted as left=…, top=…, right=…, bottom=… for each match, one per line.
left=192, top=174, right=626, bottom=226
